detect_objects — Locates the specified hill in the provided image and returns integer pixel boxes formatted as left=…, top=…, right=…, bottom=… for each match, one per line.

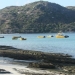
left=66, top=6, right=75, bottom=11
left=0, top=1, right=75, bottom=33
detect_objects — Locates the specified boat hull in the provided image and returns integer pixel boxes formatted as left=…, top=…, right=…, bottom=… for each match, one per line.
left=37, top=36, right=45, bottom=38
left=47, top=35, right=54, bottom=38
left=20, top=38, right=27, bottom=40
left=56, top=35, right=65, bottom=38
left=56, top=35, right=69, bottom=38
left=12, top=36, right=21, bottom=40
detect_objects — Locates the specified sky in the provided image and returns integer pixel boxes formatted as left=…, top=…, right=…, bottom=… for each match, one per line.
left=0, top=0, right=75, bottom=9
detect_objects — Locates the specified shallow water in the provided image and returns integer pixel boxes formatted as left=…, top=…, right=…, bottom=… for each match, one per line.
left=0, top=57, right=36, bottom=66
left=0, top=33, right=75, bottom=58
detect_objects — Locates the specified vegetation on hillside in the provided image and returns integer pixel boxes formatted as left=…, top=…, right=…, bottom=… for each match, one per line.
left=0, top=1, right=75, bottom=33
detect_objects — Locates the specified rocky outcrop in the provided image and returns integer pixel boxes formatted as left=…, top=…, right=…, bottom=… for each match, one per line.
left=0, top=45, right=75, bottom=74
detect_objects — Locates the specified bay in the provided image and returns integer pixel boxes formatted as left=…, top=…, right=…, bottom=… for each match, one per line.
left=0, top=33, right=75, bottom=58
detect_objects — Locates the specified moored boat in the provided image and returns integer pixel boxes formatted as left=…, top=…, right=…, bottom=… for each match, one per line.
left=20, top=38, right=27, bottom=40
left=12, top=36, right=21, bottom=40
left=56, top=33, right=69, bottom=38
left=47, top=35, right=54, bottom=38
left=37, top=36, right=45, bottom=38
left=0, top=36, right=4, bottom=38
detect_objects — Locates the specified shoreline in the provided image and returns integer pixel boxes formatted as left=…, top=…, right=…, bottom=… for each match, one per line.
left=0, top=63, right=71, bottom=75
left=0, top=63, right=26, bottom=75
left=0, top=45, right=75, bottom=75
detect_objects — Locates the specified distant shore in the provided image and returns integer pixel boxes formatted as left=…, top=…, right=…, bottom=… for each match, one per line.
left=0, top=45, right=75, bottom=75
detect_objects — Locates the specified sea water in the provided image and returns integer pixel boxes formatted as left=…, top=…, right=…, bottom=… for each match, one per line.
left=0, top=33, right=75, bottom=58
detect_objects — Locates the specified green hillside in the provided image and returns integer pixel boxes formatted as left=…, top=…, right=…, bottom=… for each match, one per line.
left=0, top=1, right=75, bottom=33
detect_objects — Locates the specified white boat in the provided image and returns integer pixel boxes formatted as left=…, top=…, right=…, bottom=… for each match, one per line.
left=47, top=35, right=54, bottom=38
left=0, top=36, right=4, bottom=38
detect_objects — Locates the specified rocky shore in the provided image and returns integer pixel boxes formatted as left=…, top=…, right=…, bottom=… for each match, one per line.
left=0, top=45, right=75, bottom=75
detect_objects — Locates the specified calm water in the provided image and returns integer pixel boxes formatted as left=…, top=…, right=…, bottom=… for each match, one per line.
left=0, top=33, right=75, bottom=58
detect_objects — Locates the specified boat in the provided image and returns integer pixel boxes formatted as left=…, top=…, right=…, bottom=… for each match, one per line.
left=47, top=35, right=54, bottom=38
left=12, top=36, right=21, bottom=40
left=20, top=38, right=27, bottom=40
left=0, top=36, right=4, bottom=38
left=56, top=32, right=69, bottom=38
left=37, top=36, right=45, bottom=38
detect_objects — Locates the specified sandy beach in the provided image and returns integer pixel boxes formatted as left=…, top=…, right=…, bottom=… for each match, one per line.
left=0, top=63, right=66, bottom=75
left=0, top=57, right=58, bottom=75
left=0, top=63, right=26, bottom=75
left=0, top=64, right=49, bottom=75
